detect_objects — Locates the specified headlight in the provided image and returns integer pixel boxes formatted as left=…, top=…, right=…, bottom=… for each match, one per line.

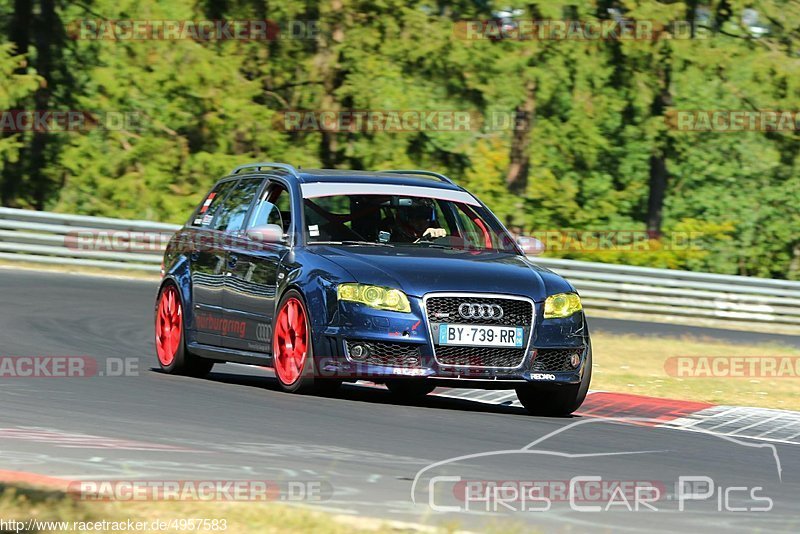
left=337, top=283, right=411, bottom=313
left=544, top=293, right=582, bottom=319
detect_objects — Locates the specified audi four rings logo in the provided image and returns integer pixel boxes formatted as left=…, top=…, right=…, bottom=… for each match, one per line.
left=255, top=323, right=272, bottom=343
left=458, top=303, right=504, bottom=320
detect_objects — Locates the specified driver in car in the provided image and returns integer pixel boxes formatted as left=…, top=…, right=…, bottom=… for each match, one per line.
left=385, top=201, right=446, bottom=243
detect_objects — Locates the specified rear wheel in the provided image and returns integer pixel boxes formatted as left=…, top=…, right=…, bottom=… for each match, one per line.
left=516, top=344, right=592, bottom=417
left=155, top=283, right=214, bottom=377
left=385, top=379, right=436, bottom=399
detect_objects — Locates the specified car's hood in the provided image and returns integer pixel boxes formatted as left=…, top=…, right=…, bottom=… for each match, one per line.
left=308, top=245, right=574, bottom=301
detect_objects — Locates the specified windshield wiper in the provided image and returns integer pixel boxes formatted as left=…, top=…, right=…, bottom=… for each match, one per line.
left=402, top=242, right=456, bottom=250
left=310, top=240, right=394, bottom=247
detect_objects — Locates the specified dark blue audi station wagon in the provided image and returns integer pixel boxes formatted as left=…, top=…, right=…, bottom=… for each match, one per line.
left=155, top=163, right=591, bottom=416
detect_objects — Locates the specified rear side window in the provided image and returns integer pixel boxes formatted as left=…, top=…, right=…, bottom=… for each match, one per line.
left=211, top=178, right=264, bottom=233
left=190, top=180, right=237, bottom=227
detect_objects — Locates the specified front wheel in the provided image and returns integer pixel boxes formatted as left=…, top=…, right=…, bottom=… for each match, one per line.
left=273, top=290, right=319, bottom=394
left=155, top=283, right=214, bottom=377
left=516, top=345, right=592, bottom=417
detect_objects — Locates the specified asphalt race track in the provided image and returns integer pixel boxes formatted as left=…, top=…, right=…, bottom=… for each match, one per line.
left=1, top=269, right=799, bottom=532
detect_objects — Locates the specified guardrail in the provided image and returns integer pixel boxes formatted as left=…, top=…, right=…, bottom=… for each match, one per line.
left=533, top=257, right=800, bottom=329
left=0, top=207, right=177, bottom=273
left=1, top=207, right=798, bottom=331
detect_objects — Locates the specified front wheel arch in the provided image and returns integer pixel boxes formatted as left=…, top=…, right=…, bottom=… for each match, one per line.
left=271, top=287, right=341, bottom=395
left=272, top=288, right=316, bottom=393
left=516, top=343, right=592, bottom=417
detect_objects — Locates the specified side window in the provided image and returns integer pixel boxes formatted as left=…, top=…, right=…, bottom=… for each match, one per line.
left=247, top=183, right=292, bottom=233
left=191, top=180, right=237, bottom=228
left=212, top=178, right=264, bottom=233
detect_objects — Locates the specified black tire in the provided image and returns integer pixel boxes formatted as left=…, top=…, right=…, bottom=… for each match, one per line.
left=516, top=343, right=592, bottom=417
left=155, top=283, right=214, bottom=378
left=181, top=353, right=215, bottom=378
left=385, top=379, right=436, bottom=399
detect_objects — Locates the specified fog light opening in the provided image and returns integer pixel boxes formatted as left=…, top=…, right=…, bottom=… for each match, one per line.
left=569, top=352, right=581, bottom=369
left=350, top=344, right=369, bottom=360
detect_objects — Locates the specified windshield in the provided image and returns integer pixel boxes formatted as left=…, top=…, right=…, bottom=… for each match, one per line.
left=302, top=193, right=518, bottom=252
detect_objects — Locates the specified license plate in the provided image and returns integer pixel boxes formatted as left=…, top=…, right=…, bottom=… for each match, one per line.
left=438, top=324, right=524, bottom=348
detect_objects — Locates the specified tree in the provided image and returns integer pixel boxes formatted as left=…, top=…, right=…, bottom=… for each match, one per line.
left=0, top=0, right=797, bottom=278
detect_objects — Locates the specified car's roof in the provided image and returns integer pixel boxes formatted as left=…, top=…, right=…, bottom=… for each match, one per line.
left=233, top=168, right=464, bottom=191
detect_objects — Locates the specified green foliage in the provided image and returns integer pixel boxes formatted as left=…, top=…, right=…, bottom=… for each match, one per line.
left=0, top=0, right=798, bottom=277
left=0, top=44, right=41, bottom=178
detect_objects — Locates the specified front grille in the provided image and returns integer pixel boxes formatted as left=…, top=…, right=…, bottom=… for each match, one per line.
left=345, top=340, right=422, bottom=367
left=532, top=347, right=584, bottom=372
left=425, top=295, right=533, bottom=369
left=425, top=296, right=532, bottom=327
left=436, top=346, right=526, bottom=368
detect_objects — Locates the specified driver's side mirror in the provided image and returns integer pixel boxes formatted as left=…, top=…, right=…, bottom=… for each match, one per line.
left=516, top=235, right=544, bottom=256
left=246, top=224, right=286, bottom=244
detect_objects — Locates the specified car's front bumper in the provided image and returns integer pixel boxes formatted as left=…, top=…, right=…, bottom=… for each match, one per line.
left=312, top=296, right=590, bottom=387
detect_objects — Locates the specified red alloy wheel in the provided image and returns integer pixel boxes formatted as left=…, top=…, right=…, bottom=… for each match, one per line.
left=273, top=297, right=308, bottom=385
left=155, top=285, right=182, bottom=366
